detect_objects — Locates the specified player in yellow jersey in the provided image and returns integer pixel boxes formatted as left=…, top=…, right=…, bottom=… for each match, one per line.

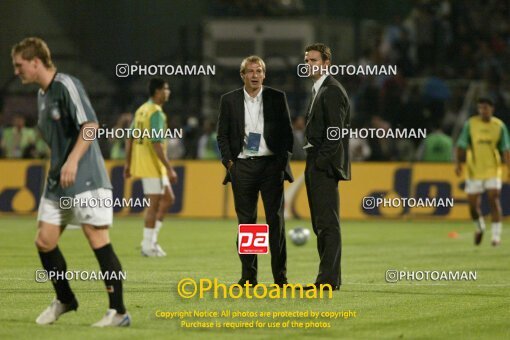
left=455, top=97, right=510, bottom=246
left=124, top=78, right=178, bottom=256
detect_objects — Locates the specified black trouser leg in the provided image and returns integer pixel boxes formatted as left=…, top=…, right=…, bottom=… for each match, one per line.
left=260, top=160, right=287, bottom=283
left=230, top=160, right=260, bottom=281
left=305, top=168, right=322, bottom=256
left=305, top=155, right=342, bottom=286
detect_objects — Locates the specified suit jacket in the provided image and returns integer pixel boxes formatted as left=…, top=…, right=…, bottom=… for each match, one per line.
left=217, top=86, right=294, bottom=184
left=305, top=75, right=351, bottom=181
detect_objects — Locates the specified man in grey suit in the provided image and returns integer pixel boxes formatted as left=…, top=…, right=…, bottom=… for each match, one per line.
left=302, top=43, right=351, bottom=291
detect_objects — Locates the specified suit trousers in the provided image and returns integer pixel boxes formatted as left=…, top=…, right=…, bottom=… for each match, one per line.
left=229, top=156, right=287, bottom=283
left=304, top=151, right=342, bottom=286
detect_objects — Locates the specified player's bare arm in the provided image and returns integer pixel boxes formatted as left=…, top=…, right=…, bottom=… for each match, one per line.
left=504, top=150, right=510, bottom=181
left=152, top=142, right=177, bottom=184
left=455, top=147, right=466, bottom=177
left=60, top=121, right=99, bottom=188
left=124, top=137, right=133, bottom=179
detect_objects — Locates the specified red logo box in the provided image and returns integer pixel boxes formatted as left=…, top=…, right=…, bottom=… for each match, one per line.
left=238, top=224, right=269, bottom=254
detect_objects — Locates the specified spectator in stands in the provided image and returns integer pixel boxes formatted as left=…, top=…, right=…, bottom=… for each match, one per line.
left=197, top=119, right=219, bottom=159
left=23, top=130, right=50, bottom=159
left=367, top=116, right=397, bottom=161
left=422, top=70, right=451, bottom=127
left=416, top=122, right=453, bottom=162
left=348, top=118, right=371, bottom=162
left=166, top=115, right=185, bottom=160
left=109, top=112, right=133, bottom=160
left=183, top=116, right=200, bottom=159
left=349, top=138, right=371, bottom=162
left=1, top=114, right=36, bottom=158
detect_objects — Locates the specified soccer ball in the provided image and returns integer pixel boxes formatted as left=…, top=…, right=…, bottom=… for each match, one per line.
left=288, top=227, right=311, bottom=246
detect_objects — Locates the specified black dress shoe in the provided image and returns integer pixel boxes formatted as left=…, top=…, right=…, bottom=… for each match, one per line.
left=274, top=281, right=289, bottom=288
left=237, top=278, right=258, bottom=286
left=302, top=283, right=340, bottom=291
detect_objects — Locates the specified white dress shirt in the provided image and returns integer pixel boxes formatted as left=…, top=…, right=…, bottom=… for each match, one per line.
left=238, top=86, right=274, bottom=158
left=310, top=73, right=328, bottom=109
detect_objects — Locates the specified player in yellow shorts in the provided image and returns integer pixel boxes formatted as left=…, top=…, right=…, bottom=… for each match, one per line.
left=125, top=78, right=178, bottom=256
left=455, top=97, right=510, bottom=246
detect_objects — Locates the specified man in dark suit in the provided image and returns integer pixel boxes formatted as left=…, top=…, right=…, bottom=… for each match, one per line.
left=217, top=56, right=294, bottom=286
left=302, top=43, right=351, bottom=291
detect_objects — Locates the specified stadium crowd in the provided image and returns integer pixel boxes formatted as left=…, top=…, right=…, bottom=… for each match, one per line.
left=1, top=0, right=509, bottom=162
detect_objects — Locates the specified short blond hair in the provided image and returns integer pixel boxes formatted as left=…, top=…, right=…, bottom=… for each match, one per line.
left=240, top=55, right=266, bottom=74
left=11, top=37, right=54, bottom=69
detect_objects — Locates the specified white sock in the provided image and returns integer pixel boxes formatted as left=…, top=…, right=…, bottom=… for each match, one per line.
left=143, top=227, right=155, bottom=247
left=474, top=217, right=486, bottom=232
left=153, top=220, right=163, bottom=245
left=491, top=222, right=502, bottom=241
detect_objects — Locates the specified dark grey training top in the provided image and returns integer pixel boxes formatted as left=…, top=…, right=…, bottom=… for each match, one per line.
left=37, top=72, right=112, bottom=201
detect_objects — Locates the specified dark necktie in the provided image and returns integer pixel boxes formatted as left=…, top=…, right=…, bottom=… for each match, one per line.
left=305, top=87, right=316, bottom=123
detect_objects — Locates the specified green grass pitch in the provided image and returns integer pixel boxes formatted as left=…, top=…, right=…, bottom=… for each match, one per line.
left=0, top=216, right=509, bottom=339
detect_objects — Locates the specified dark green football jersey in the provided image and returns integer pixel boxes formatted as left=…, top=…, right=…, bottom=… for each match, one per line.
left=37, top=73, right=112, bottom=201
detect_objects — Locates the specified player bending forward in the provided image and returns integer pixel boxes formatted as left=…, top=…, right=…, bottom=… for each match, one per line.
left=124, top=78, right=177, bottom=257
left=455, top=97, right=510, bottom=246
left=12, top=37, right=130, bottom=326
